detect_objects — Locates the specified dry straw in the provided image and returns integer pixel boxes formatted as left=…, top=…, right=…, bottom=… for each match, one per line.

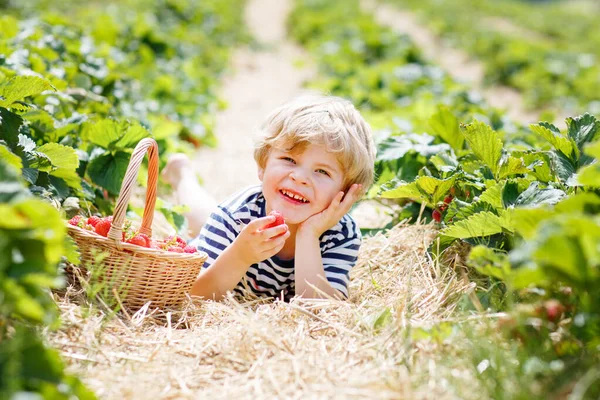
left=51, top=219, right=479, bottom=399
left=66, top=138, right=207, bottom=311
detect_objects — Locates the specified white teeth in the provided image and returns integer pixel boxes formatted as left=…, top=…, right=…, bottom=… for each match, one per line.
left=282, top=190, right=308, bottom=203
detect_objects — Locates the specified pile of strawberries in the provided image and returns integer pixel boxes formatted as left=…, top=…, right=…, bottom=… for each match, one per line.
left=68, top=215, right=198, bottom=254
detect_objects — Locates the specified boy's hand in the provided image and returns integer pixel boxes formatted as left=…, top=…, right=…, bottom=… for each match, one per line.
left=298, top=183, right=362, bottom=238
left=231, top=215, right=290, bottom=265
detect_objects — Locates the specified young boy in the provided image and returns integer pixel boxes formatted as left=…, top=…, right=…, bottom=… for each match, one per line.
left=184, top=94, right=376, bottom=301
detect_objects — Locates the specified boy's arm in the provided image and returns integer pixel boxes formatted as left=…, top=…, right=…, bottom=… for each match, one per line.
left=295, top=184, right=363, bottom=300
left=190, top=216, right=290, bottom=301
left=294, top=230, right=345, bottom=300
left=190, top=245, right=251, bottom=301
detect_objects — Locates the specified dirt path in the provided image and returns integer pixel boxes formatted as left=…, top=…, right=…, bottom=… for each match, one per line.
left=192, top=0, right=316, bottom=203
left=361, top=0, right=544, bottom=125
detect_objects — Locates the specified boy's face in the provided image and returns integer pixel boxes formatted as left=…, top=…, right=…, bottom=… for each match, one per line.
left=258, top=143, right=346, bottom=226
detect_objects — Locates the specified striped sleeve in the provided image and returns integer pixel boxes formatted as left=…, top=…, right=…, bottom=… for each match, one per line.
left=320, top=215, right=361, bottom=298
left=189, top=206, right=241, bottom=269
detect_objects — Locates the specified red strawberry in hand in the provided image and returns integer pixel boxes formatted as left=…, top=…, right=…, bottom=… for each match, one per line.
left=264, top=210, right=284, bottom=229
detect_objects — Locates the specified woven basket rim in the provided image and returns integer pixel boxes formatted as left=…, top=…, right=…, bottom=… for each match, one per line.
left=66, top=223, right=207, bottom=260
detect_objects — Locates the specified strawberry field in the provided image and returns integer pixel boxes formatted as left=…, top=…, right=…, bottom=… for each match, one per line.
left=1, top=0, right=599, bottom=398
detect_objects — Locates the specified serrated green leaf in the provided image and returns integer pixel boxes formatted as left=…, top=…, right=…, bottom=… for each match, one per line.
left=555, top=192, right=600, bottom=214
left=0, top=144, right=22, bottom=171
left=547, top=151, right=577, bottom=184
left=376, top=133, right=450, bottom=162
left=83, top=119, right=150, bottom=151
left=0, top=106, right=24, bottom=148
left=530, top=122, right=576, bottom=160
left=87, top=151, right=130, bottom=195
left=114, top=121, right=151, bottom=149
left=442, top=211, right=513, bottom=239
left=0, top=75, right=55, bottom=108
left=428, top=106, right=464, bottom=151
left=478, top=182, right=504, bottom=209
left=462, top=120, right=503, bottom=178
left=566, top=113, right=600, bottom=151
left=37, top=143, right=81, bottom=190
left=498, top=155, right=530, bottom=179
left=82, top=119, right=122, bottom=149
left=381, top=175, right=455, bottom=205
left=514, top=182, right=565, bottom=207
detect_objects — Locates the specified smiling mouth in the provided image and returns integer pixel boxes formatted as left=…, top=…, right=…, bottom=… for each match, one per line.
left=280, top=189, right=309, bottom=203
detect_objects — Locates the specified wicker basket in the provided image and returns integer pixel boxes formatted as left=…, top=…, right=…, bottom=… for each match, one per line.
left=67, top=138, right=207, bottom=310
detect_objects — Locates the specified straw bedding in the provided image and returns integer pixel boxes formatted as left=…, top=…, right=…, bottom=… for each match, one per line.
left=48, top=222, right=476, bottom=399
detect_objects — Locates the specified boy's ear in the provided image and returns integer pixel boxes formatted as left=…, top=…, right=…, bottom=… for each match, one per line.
left=257, top=167, right=264, bottom=182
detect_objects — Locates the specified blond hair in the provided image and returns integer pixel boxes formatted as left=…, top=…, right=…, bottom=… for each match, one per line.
left=254, top=94, right=376, bottom=194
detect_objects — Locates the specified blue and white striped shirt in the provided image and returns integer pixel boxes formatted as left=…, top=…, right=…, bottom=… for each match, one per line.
left=190, top=185, right=361, bottom=301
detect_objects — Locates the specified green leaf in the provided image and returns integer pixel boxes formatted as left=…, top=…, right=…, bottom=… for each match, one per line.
left=478, top=182, right=504, bottom=209
left=0, top=144, right=23, bottom=171
left=87, top=151, right=130, bottom=195
left=566, top=113, right=600, bottom=151
left=514, top=182, right=565, bottom=207
left=0, top=75, right=55, bottom=108
left=380, top=175, right=455, bottom=205
left=82, top=119, right=150, bottom=150
left=530, top=122, right=576, bottom=161
left=497, top=155, right=530, bottom=179
left=376, top=133, right=450, bottom=162
left=555, top=192, right=600, bottom=215
left=511, top=207, right=556, bottom=239
left=36, top=143, right=81, bottom=190
left=577, top=140, right=600, bottom=187
left=442, top=211, right=513, bottom=239
left=548, top=151, right=577, bottom=184
left=428, top=106, right=464, bottom=151
left=0, top=106, right=24, bottom=148
left=462, top=120, right=503, bottom=178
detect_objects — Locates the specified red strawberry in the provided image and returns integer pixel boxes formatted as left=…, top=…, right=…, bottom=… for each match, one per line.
left=183, top=245, right=197, bottom=254
left=95, top=219, right=112, bottom=237
left=87, top=216, right=101, bottom=227
left=444, top=195, right=454, bottom=204
left=68, top=215, right=83, bottom=226
left=432, top=209, right=442, bottom=223
left=543, top=299, right=565, bottom=323
left=264, top=210, right=284, bottom=229
left=127, top=235, right=149, bottom=247
left=137, top=233, right=150, bottom=247
left=166, top=235, right=187, bottom=248
left=167, top=246, right=184, bottom=253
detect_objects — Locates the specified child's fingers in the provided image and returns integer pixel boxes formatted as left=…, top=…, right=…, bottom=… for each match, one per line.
left=261, top=230, right=290, bottom=256
left=247, top=215, right=277, bottom=230
left=262, top=224, right=288, bottom=240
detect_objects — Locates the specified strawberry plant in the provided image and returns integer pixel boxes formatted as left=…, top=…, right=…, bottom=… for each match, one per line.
left=0, top=159, right=95, bottom=399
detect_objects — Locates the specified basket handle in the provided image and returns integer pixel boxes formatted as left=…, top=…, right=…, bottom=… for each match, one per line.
left=107, top=138, right=159, bottom=246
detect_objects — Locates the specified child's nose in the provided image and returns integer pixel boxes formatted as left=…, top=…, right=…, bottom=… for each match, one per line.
left=290, top=169, right=309, bottom=185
